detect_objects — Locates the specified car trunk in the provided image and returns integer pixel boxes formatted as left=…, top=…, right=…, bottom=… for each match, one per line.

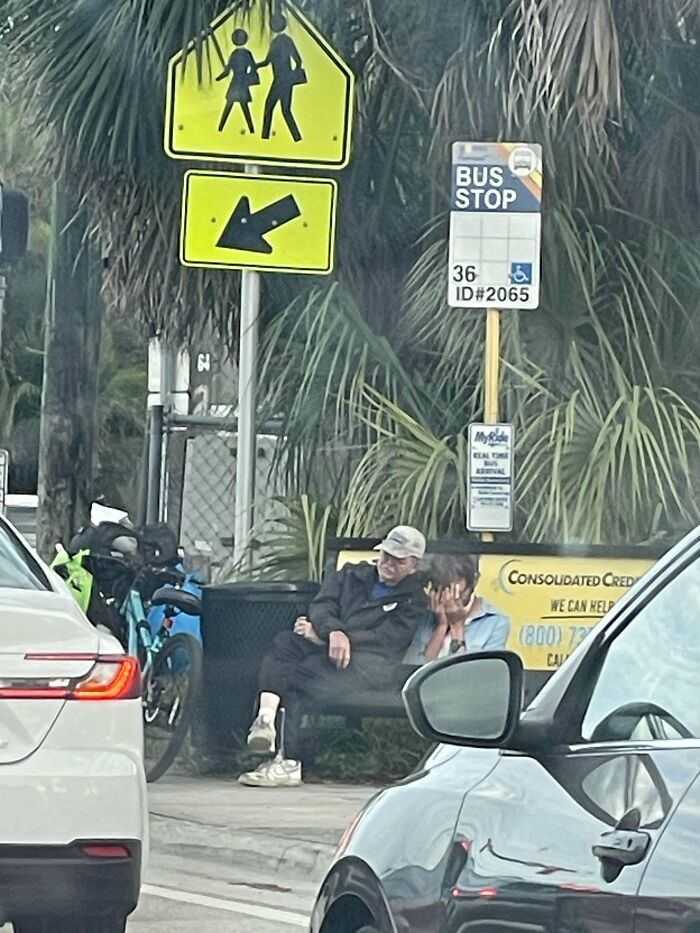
left=0, top=591, right=100, bottom=764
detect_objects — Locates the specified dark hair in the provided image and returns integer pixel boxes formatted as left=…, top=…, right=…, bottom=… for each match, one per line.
left=424, top=554, right=479, bottom=590
left=271, top=13, right=287, bottom=32
left=232, top=28, right=248, bottom=45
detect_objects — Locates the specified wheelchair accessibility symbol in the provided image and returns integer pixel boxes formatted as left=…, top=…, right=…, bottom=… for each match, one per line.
left=510, top=262, right=533, bottom=285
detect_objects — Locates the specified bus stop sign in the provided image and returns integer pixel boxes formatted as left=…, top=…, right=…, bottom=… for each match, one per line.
left=449, top=142, right=543, bottom=310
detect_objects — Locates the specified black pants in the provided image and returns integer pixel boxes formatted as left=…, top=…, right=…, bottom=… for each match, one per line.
left=258, top=630, right=400, bottom=702
left=259, top=631, right=408, bottom=761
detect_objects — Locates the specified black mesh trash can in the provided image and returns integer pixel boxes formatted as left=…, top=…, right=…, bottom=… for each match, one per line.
left=197, top=581, right=320, bottom=755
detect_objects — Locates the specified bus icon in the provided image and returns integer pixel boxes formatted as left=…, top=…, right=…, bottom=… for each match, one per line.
left=509, top=147, right=536, bottom=176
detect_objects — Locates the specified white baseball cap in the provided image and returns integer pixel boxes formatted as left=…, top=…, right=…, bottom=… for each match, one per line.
left=374, top=525, right=426, bottom=560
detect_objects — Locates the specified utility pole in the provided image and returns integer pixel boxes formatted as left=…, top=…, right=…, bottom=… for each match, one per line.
left=36, top=180, right=102, bottom=559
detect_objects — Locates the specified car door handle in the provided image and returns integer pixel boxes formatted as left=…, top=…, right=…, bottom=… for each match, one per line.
left=592, top=809, right=651, bottom=882
left=593, top=828, right=650, bottom=867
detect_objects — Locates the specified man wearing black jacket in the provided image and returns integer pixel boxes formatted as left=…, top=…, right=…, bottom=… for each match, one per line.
left=239, top=525, right=427, bottom=787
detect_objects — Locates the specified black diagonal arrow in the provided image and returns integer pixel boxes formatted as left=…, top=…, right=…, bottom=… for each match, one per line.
left=217, top=194, right=301, bottom=254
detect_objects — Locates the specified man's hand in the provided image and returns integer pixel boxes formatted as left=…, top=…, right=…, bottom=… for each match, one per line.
left=328, top=630, right=352, bottom=669
left=293, top=617, right=324, bottom=646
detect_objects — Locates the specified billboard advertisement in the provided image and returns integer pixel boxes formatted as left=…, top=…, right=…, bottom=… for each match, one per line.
left=335, top=545, right=658, bottom=672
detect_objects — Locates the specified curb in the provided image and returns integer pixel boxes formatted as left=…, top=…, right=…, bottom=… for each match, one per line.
left=149, top=811, right=337, bottom=880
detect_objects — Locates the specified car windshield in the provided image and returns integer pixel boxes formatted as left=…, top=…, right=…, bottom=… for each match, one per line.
left=0, top=520, right=49, bottom=591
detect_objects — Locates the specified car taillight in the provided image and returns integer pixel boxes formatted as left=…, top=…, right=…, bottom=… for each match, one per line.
left=81, top=844, right=131, bottom=859
left=0, top=655, right=141, bottom=700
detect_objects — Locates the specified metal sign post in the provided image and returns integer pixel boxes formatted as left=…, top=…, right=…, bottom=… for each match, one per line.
left=233, top=192, right=261, bottom=571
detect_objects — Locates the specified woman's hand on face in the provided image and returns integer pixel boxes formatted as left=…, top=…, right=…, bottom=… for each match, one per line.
left=442, top=584, right=470, bottom=632
left=429, top=588, right=449, bottom=629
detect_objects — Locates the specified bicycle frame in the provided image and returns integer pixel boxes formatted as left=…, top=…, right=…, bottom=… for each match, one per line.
left=121, top=588, right=169, bottom=681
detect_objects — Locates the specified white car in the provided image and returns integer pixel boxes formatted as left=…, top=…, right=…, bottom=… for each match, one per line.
left=0, top=514, right=147, bottom=933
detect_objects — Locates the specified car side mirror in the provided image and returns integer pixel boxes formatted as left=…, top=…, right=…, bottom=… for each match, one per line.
left=402, top=651, right=523, bottom=747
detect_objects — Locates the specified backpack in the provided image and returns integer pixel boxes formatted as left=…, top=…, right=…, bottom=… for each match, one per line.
left=68, top=521, right=139, bottom=558
left=139, top=523, right=180, bottom=566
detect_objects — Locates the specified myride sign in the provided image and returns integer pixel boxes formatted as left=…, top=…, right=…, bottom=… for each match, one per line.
left=467, top=423, right=514, bottom=533
left=449, top=142, right=543, bottom=310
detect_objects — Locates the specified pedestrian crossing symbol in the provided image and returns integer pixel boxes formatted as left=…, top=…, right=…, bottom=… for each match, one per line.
left=164, top=1, right=354, bottom=168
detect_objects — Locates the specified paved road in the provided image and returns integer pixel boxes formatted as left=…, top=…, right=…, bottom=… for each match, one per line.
left=127, top=777, right=377, bottom=933
left=129, top=850, right=315, bottom=932
left=130, top=879, right=309, bottom=932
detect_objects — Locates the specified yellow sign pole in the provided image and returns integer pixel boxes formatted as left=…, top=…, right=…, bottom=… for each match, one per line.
left=481, top=307, right=501, bottom=542
left=484, top=307, right=500, bottom=424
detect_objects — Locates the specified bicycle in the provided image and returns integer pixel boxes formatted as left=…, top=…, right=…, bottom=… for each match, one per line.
left=65, top=546, right=204, bottom=783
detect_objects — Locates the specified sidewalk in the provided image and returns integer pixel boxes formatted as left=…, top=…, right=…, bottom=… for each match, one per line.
left=148, top=776, right=378, bottom=882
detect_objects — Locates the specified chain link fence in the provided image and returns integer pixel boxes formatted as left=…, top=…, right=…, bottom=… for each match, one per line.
left=160, top=412, right=286, bottom=582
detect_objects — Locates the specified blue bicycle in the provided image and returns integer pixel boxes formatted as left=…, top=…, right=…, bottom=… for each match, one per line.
left=76, top=554, right=202, bottom=782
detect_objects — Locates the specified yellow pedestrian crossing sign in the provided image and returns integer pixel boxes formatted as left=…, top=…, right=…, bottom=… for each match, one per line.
left=180, top=171, right=337, bottom=274
left=164, top=2, right=354, bottom=168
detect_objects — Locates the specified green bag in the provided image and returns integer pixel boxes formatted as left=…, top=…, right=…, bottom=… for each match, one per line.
left=51, top=548, right=94, bottom=615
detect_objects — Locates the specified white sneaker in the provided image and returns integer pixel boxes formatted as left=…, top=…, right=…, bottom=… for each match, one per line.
left=238, top=755, right=302, bottom=787
left=246, top=714, right=277, bottom=754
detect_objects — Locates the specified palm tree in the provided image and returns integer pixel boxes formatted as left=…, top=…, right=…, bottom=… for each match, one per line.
left=263, top=0, right=700, bottom=547
left=2, top=0, right=260, bottom=340
left=4, top=0, right=700, bottom=555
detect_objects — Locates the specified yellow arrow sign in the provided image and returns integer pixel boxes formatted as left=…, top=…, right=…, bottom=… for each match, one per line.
left=165, top=2, right=354, bottom=169
left=180, top=171, right=337, bottom=274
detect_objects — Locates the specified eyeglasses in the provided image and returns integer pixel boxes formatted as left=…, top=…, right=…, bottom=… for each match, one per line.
left=379, top=552, right=412, bottom=566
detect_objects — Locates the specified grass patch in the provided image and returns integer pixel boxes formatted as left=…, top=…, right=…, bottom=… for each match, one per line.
left=308, top=718, right=432, bottom=783
left=163, top=717, right=432, bottom=785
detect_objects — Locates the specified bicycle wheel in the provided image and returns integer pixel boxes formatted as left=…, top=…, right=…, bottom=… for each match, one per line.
left=143, top=632, right=203, bottom=783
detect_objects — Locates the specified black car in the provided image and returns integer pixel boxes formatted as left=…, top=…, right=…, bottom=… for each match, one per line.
left=310, top=527, right=700, bottom=933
